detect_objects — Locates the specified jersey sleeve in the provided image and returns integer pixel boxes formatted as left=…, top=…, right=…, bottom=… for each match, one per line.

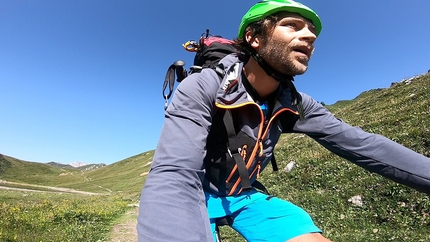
left=293, top=92, right=430, bottom=194
left=137, top=69, right=220, bottom=241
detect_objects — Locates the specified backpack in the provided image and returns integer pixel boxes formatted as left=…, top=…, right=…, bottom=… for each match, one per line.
left=162, top=29, right=238, bottom=110
left=161, top=29, right=278, bottom=192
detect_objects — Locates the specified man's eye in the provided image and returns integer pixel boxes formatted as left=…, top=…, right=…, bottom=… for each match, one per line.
left=285, top=22, right=297, bottom=28
left=309, top=25, right=317, bottom=34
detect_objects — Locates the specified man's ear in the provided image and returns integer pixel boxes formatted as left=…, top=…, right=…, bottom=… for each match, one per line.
left=245, top=30, right=260, bottom=49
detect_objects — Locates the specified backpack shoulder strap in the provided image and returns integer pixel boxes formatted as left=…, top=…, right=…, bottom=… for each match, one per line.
left=222, top=109, right=253, bottom=191
left=217, top=66, right=278, bottom=192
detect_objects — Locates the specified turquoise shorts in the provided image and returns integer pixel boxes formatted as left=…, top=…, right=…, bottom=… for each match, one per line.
left=205, top=190, right=321, bottom=241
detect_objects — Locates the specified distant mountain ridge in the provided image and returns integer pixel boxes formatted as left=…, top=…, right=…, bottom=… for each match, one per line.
left=46, top=161, right=106, bottom=171
left=70, top=161, right=87, bottom=167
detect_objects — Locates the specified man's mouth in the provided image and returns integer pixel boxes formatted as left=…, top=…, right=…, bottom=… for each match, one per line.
left=292, top=46, right=312, bottom=57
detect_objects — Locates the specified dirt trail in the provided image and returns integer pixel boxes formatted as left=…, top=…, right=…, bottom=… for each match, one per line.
left=110, top=206, right=138, bottom=242
left=0, top=180, right=106, bottom=195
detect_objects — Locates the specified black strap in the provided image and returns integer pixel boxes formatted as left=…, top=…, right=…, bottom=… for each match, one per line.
left=271, top=155, right=278, bottom=172
left=223, top=110, right=252, bottom=191
left=162, top=64, right=176, bottom=100
left=214, top=216, right=234, bottom=242
left=251, top=180, right=270, bottom=195
left=162, top=60, right=187, bottom=110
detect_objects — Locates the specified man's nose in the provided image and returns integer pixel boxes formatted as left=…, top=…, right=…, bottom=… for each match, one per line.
left=299, top=26, right=317, bottom=44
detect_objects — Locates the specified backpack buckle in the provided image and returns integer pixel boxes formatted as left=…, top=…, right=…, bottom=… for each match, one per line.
left=164, top=95, right=169, bottom=110
left=182, top=40, right=199, bottom=52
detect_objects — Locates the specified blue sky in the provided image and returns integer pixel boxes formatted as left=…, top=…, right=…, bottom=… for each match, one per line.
left=1, top=0, right=429, bottom=165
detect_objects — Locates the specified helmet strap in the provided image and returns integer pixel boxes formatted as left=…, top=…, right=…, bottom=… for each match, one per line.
left=246, top=47, right=305, bottom=120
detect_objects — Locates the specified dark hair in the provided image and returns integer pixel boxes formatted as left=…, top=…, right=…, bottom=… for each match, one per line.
left=232, top=14, right=282, bottom=52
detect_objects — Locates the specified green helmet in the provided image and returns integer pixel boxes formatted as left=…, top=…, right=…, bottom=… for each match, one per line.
left=238, top=0, right=322, bottom=39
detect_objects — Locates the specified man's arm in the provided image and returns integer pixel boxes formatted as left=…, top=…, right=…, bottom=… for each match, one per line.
left=137, top=69, right=220, bottom=242
left=294, top=92, right=430, bottom=194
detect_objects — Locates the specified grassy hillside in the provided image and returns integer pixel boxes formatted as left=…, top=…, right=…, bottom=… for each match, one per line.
left=61, top=151, right=154, bottom=198
left=0, top=154, right=78, bottom=183
left=0, top=151, right=154, bottom=200
left=0, top=152, right=154, bottom=241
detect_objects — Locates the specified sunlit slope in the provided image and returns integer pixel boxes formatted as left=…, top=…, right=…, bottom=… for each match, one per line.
left=0, top=151, right=154, bottom=198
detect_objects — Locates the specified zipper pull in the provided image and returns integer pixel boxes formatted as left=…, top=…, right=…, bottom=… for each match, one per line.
left=259, top=140, right=263, bottom=156
left=257, top=163, right=261, bottom=179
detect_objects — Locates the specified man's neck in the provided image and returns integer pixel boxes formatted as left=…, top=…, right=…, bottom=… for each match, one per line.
left=243, top=57, right=280, bottom=99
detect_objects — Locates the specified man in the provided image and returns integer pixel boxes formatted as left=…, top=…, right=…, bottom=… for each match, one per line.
left=138, top=1, right=430, bottom=241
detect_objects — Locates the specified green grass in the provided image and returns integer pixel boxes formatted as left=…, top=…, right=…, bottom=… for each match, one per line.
left=0, top=190, right=129, bottom=242
left=0, top=73, right=429, bottom=241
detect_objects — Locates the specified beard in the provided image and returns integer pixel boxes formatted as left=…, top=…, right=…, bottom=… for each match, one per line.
left=258, top=37, right=310, bottom=76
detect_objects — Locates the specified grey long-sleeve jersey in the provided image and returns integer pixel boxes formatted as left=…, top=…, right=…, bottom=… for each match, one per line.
left=137, top=55, right=430, bottom=241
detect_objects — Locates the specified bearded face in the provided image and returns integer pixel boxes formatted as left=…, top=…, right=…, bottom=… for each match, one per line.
left=256, top=13, right=316, bottom=76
